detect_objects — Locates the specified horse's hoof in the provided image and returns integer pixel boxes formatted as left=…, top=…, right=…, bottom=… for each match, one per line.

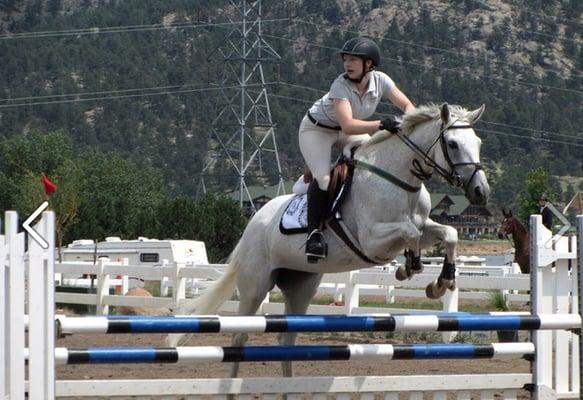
left=395, top=265, right=409, bottom=281
left=425, top=281, right=447, bottom=299
left=439, top=277, right=456, bottom=291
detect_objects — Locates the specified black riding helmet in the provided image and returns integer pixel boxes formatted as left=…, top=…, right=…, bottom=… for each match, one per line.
left=339, top=37, right=381, bottom=67
left=339, top=37, right=381, bottom=83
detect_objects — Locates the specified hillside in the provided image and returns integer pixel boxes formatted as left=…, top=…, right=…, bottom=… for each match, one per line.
left=0, top=0, right=582, bottom=211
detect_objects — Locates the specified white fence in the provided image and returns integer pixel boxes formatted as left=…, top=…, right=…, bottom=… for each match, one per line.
left=2, top=210, right=581, bottom=399
left=52, top=258, right=528, bottom=317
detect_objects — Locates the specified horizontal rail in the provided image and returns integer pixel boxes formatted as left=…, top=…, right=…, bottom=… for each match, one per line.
left=55, top=313, right=580, bottom=334
left=45, top=343, right=535, bottom=364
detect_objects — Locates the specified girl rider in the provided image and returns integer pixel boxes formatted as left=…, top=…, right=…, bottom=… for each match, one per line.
left=300, top=37, right=415, bottom=262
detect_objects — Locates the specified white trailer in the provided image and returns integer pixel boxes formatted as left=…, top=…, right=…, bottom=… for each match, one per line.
left=60, top=236, right=208, bottom=266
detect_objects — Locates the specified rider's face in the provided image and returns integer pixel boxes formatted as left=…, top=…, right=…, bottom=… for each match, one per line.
left=343, top=55, right=364, bottom=78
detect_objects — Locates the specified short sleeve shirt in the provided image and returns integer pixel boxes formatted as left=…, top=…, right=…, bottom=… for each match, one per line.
left=308, top=71, right=396, bottom=126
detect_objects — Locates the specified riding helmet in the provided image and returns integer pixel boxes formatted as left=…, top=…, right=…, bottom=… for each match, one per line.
left=339, top=37, right=381, bottom=67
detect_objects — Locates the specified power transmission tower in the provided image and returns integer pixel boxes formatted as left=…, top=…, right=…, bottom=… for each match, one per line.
left=199, top=0, right=285, bottom=213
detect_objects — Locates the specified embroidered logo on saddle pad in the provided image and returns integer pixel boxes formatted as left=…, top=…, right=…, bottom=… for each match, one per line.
left=279, top=194, right=309, bottom=234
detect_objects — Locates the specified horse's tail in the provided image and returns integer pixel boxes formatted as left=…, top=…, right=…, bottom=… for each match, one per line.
left=165, top=241, right=242, bottom=347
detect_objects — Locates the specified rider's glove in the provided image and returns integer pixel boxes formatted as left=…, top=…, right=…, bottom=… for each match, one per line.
left=379, top=116, right=401, bottom=133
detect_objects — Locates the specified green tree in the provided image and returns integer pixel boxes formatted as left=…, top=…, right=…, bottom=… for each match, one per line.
left=0, top=130, right=74, bottom=212
left=156, top=193, right=246, bottom=262
left=191, top=193, right=247, bottom=262
left=12, top=160, right=82, bottom=260
left=516, top=167, right=555, bottom=225
left=66, top=149, right=166, bottom=243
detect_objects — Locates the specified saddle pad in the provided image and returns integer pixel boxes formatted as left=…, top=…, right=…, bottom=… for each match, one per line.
left=279, top=194, right=308, bottom=234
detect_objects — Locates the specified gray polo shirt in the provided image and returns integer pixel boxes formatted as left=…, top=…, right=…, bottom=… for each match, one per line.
left=308, top=71, right=396, bottom=126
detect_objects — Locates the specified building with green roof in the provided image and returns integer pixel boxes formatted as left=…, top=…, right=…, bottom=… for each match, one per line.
left=430, top=193, right=496, bottom=238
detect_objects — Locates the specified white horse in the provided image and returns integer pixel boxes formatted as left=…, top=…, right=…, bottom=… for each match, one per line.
left=168, top=103, right=490, bottom=378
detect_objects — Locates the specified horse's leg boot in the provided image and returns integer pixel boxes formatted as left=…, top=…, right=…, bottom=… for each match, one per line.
left=396, top=249, right=423, bottom=280
left=306, top=180, right=329, bottom=263
left=425, top=257, right=456, bottom=299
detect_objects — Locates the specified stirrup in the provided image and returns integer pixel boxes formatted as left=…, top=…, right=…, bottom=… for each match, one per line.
left=306, top=229, right=327, bottom=263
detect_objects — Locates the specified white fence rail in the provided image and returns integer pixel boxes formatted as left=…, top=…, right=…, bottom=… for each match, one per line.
left=52, top=259, right=528, bottom=316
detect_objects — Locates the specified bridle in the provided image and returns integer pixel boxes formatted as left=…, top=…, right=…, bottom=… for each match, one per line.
left=350, top=118, right=483, bottom=195
left=394, top=120, right=483, bottom=196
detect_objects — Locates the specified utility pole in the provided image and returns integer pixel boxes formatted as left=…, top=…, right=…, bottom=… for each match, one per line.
left=199, top=0, right=285, bottom=213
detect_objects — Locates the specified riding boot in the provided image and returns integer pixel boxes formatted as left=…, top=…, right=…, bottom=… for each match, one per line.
left=306, top=180, right=329, bottom=263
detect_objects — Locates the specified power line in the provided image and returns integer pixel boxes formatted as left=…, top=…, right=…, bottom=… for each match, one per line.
left=0, top=18, right=289, bottom=40
left=478, top=128, right=583, bottom=148
left=295, top=19, right=583, bottom=80
left=263, top=86, right=583, bottom=148
left=275, top=81, right=583, bottom=142
left=0, top=82, right=279, bottom=109
left=1, top=83, right=205, bottom=103
left=265, top=33, right=583, bottom=96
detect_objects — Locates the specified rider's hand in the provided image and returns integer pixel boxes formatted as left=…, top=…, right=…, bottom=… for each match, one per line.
left=379, top=116, right=400, bottom=133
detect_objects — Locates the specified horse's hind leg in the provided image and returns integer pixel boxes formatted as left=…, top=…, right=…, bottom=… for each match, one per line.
left=419, top=218, right=458, bottom=299
left=229, top=268, right=277, bottom=379
left=276, top=269, right=323, bottom=377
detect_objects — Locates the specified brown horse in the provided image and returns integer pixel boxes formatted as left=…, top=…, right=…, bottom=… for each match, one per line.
left=497, top=209, right=530, bottom=273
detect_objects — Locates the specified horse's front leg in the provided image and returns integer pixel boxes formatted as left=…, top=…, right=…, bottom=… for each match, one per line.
left=395, top=246, right=424, bottom=281
left=419, top=218, right=458, bottom=299
left=360, top=220, right=422, bottom=260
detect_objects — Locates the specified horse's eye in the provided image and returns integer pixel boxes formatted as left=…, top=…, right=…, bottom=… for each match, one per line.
left=448, top=140, right=458, bottom=149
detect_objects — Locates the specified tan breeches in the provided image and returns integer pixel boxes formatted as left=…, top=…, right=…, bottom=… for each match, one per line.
left=298, top=115, right=370, bottom=190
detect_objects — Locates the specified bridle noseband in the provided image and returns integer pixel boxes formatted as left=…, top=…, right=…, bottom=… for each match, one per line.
left=438, top=122, right=483, bottom=195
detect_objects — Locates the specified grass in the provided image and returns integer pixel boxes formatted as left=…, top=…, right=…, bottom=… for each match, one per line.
left=270, top=292, right=526, bottom=313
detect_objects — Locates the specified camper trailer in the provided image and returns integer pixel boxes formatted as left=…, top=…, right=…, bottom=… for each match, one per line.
left=60, top=236, right=209, bottom=266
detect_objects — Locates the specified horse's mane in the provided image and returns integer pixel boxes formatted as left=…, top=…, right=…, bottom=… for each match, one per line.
left=363, top=103, right=472, bottom=148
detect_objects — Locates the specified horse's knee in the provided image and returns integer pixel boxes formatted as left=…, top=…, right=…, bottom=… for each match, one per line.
left=441, top=227, right=458, bottom=247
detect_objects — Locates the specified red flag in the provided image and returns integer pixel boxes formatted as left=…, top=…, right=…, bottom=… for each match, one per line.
left=41, top=174, right=57, bottom=196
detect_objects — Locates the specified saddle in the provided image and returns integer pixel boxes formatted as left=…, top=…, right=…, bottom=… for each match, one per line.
left=280, top=158, right=354, bottom=233
left=280, top=158, right=378, bottom=264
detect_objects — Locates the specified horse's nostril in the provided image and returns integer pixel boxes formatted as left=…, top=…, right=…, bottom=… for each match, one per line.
left=474, top=186, right=482, bottom=197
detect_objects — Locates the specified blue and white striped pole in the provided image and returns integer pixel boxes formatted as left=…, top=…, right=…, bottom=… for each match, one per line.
left=56, top=313, right=581, bottom=334
left=47, top=343, right=535, bottom=365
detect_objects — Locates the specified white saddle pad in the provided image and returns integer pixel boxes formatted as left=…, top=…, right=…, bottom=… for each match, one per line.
left=280, top=194, right=308, bottom=233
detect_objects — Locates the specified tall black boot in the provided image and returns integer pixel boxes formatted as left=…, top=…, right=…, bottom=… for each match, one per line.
left=306, top=180, right=329, bottom=263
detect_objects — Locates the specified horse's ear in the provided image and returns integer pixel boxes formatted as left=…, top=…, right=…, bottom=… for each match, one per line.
left=508, top=209, right=513, bottom=217
left=440, top=103, right=450, bottom=124
left=467, top=104, right=485, bottom=124
left=502, top=208, right=507, bottom=217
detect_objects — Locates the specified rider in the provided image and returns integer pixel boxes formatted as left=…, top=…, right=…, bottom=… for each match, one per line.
left=300, top=37, right=415, bottom=263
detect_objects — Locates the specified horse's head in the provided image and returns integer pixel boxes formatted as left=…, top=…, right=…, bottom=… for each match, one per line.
left=433, top=103, right=490, bottom=206
left=498, top=209, right=515, bottom=239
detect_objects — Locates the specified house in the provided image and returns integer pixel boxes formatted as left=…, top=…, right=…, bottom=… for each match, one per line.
left=430, top=193, right=496, bottom=237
